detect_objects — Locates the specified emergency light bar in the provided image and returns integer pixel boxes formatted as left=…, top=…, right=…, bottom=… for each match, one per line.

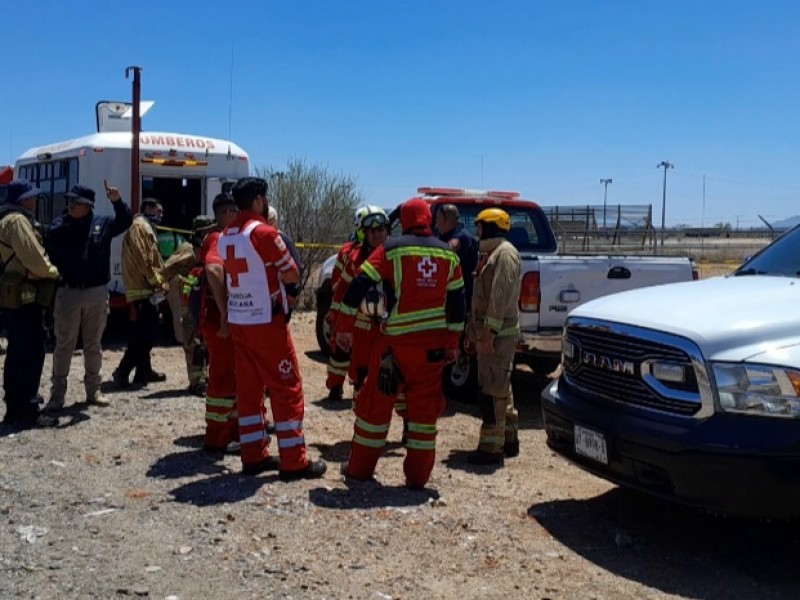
left=417, top=186, right=520, bottom=200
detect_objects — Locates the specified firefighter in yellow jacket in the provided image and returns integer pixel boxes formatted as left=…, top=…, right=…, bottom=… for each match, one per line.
left=113, top=198, right=168, bottom=388
left=465, top=208, right=522, bottom=466
left=0, top=180, right=60, bottom=428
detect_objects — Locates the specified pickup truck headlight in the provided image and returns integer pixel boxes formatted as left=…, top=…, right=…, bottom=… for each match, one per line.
left=712, top=363, right=800, bottom=417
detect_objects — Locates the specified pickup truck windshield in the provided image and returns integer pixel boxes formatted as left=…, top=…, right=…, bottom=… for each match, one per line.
left=734, top=225, right=800, bottom=278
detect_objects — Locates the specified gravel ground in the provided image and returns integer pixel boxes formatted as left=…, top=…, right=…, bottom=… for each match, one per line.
left=1, top=311, right=799, bottom=599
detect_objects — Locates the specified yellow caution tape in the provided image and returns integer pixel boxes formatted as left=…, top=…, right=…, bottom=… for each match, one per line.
left=156, top=225, right=343, bottom=250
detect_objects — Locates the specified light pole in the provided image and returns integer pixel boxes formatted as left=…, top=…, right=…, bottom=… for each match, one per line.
left=600, top=178, right=612, bottom=229
left=656, top=161, right=674, bottom=247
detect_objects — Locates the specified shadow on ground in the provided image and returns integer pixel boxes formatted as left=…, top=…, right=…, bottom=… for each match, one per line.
left=147, top=448, right=229, bottom=480
left=309, top=482, right=439, bottom=510
left=169, top=473, right=268, bottom=506
left=530, top=487, right=800, bottom=600
left=303, top=350, right=328, bottom=365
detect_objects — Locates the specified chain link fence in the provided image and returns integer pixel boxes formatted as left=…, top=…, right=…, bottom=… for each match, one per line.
left=539, top=204, right=782, bottom=279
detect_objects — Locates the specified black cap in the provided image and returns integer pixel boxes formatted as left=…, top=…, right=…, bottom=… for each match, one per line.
left=64, top=184, right=96, bottom=207
left=6, top=179, right=42, bottom=204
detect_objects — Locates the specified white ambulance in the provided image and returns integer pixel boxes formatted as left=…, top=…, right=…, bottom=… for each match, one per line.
left=14, top=101, right=250, bottom=306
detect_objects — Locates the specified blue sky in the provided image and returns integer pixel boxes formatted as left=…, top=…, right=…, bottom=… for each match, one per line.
left=3, top=1, right=800, bottom=227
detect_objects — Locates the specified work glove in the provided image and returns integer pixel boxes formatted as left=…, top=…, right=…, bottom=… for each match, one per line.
left=377, top=349, right=404, bottom=397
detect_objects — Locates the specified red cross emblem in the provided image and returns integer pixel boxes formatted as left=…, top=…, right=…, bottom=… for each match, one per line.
left=224, top=245, right=249, bottom=288
left=417, top=256, right=438, bottom=278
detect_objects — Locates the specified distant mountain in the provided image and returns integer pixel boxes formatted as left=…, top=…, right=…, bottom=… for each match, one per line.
left=771, top=216, right=800, bottom=229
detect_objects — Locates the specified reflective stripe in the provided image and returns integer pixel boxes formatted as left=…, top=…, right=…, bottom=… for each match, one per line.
left=205, top=412, right=230, bottom=422
left=206, top=397, right=236, bottom=408
left=408, top=422, right=437, bottom=434
left=278, top=435, right=305, bottom=448
left=275, top=420, right=302, bottom=432
left=389, top=307, right=445, bottom=325
left=480, top=434, right=505, bottom=445
left=330, top=358, right=350, bottom=368
left=239, top=414, right=263, bottom=427
left=327, top=366, right=348, bottom=377
left=384, top=318, right=447, bottom=336
left=339, top=304, right=358, bottom=316
left=241, top=430, right=266, bottom=444
left=447, top=322, right=464, bottom=332
left=485, top=316, right=504, bottom=331
left=446, top=277, right=464, bottom=291
left=356, top=417, right=391, bottom=433
left=353, top=434, right=386, bottom=448
left=497, top=324, right=521, bottom=337
left=360, top=262, right=381, bottom=282
left=329, top=301, right=341, bottom=311
left=125, top=289, right=153, bottom=301
left=394, top=401, right=407, bottom=411
left=407, top=439, right=436, bottom=450
left=355, top=320, right=373, bottom=331
left=341, top=271, right=353, bottom=283
left=385, top=246, right=458, bottom=262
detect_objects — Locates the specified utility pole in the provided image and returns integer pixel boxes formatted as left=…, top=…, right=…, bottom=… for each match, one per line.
left=600, top=178, right=612, bottom=229
left=656, top=161, right=674, bottom=247
left=126, top=66, right=143, bottom=214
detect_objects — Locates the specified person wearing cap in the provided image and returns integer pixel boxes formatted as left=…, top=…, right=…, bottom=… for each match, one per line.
left=0, top=180, right=60, bottom=428
left=436, top=203, right=478, bottom=312
left=464, top=208, right=522, bottom=467
left=113, top=198, right=168, bottom=389
left=44, top=182, right=132, bottom=412
left=162, top=214, right=215, bottom=396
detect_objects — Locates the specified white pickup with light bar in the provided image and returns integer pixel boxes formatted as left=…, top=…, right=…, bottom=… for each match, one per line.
left=574, top=424, right=608, bottom=465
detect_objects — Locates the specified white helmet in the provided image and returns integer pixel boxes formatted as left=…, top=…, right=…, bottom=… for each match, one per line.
left=354, top=205, right=386, bottom=241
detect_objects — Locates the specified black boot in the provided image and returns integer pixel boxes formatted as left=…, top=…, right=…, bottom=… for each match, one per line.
left=325, top=385, right=343, bottom=403
left=504, top=441, right=520, bottom=458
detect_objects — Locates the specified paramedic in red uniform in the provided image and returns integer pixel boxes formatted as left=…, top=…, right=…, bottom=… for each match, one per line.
left=324, top=206, right=370, bottom=403
left=332, top=207, right=389, bottom=396
left=219, top=177, right=326, bottom=479
left=336, top=198, right=465, bottom=489
left=199, top=193, right=240, bottom=452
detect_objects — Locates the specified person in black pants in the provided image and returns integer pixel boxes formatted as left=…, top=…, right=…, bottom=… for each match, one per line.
left=0, top=180, right=60, bottom=428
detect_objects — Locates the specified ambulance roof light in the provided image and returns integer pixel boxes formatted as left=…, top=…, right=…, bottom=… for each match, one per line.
left=417, top=186, right=520, bottom=200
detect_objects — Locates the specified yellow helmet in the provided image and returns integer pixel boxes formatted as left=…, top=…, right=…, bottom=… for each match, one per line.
left=475, top=207, right=511, bottom=231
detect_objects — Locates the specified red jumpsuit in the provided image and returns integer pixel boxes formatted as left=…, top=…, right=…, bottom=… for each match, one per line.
left=198, top=230, right=239, bottom=450
left=338, top=199, right=466, bottom=488
left=326, top=241, right=358, bottom=390
left=332, top=244, right=380, bottom=392
left=219, top=210, right=308, bottom=472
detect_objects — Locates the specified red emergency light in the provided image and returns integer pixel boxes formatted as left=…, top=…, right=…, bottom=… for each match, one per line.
left=417, top=186, right=520, bottom=200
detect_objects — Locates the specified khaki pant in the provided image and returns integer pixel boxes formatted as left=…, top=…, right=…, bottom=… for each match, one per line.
left=51, top=285, right=109, bottom=401
left=477, top=333, right=519, bottom=454
left=167, top=279, right=205, bottom=386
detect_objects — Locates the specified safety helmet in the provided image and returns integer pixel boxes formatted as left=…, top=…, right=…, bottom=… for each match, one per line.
left=475, top=207, right=511, bottom=232
left=359, top=206, right=388, bottom=230
left=354, top=205, right=385, bottom=241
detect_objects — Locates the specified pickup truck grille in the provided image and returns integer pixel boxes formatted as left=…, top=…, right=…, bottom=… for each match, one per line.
left=563, top=320, right=702, bottom=415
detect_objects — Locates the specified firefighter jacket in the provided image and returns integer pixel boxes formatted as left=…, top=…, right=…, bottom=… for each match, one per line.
left=328, top=240, right=358, bottom=316
left=122, top=215, right=165, bottom=302
left=338, top=233, right=466, bottom=348
left=0, top=207, right=59, bottom=281
left=467, top=237, right=521, bottom=343
left=163, top=241, right=197, bottom=282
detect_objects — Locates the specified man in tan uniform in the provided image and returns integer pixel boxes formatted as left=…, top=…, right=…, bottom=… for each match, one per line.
left=112, top=198, right=168, bottom=388
left=466, top=208, right=522, bottom=466
left=0, top=180, right=60, bottom=428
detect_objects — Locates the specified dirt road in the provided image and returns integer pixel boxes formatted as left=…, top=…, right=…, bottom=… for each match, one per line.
left=0, top=312, right=797, bottom=599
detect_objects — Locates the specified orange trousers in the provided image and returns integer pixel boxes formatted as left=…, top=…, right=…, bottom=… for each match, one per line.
left=230, top=317, right=308, bottom=470
left=201, top=321, right=238, bottom=450
left=346, top=332, right=447, bottom=488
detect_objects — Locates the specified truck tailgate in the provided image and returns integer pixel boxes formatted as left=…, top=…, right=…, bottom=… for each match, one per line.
left=536, top=255, right=694, bottom=330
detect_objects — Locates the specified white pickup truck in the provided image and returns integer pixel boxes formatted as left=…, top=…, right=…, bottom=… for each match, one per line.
left=542, top=224, right=800, bottom=518
left=315, top=187, right=697, bottom=400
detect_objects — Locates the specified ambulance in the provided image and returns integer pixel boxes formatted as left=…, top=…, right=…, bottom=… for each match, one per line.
left=14, top=101, right=250, bottom=306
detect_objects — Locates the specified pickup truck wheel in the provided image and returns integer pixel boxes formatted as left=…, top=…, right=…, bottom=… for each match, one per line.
left=442, top=353, right=479, bottom=403
left=315, top=291, right=333, bottom=356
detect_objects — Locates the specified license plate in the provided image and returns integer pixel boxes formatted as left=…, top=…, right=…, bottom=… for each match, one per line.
left=574, top=425, right=608, bottom=465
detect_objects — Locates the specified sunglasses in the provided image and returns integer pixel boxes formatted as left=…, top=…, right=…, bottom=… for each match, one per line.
left=362, top=214, right=388, bottom=229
